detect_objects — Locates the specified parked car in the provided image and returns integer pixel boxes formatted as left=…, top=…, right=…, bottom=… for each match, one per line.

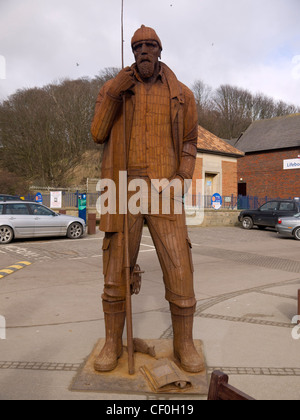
left=0, top=201, right=86, bottom=244
left=239, top=199, right=300, bottom=230
left=276, top=214, right=300, bottom=241
left=0, top=194, right=23, bottom=201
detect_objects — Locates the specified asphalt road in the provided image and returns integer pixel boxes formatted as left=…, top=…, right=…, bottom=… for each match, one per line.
left=0, top=226, right=300, bottom=400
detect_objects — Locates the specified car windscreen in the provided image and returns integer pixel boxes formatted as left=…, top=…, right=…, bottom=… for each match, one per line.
left=260, top=202, right=279, bottom=211
left=28, top=204, right=55, bottom=216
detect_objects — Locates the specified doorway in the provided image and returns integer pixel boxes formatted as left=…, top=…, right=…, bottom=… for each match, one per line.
left=238, top=182, right=247, bottom=196
left=205, top=173, right=219, bottom=197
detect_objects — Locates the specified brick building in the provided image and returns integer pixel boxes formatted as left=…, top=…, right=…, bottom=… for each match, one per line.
left=193, top=126, right=244, bottom=198
left=233, top=114, right=300, bottom=198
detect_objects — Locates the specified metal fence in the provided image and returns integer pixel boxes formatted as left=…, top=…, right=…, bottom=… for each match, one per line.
left=236, top=196, right=294, bottom=210
left=188, top=194, right=275, bottom=210
left=201, top=195, right=294, bottom=210
left=24, top=191, right=290, bottom=211
left=24, top=191, right=100, bottom=208
left=188, top=194, right=238, bottom=210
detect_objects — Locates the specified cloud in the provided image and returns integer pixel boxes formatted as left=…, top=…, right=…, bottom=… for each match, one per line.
left=292, top=55, right=300, bottom=80
left=0, top=0, right=300, bottom=106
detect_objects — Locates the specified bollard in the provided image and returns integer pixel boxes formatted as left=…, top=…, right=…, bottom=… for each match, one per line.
left=88, top=213, right=97, bottom=235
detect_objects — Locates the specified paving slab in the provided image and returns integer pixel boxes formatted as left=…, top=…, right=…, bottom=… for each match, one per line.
left=0, top=227, right=300, bottom=400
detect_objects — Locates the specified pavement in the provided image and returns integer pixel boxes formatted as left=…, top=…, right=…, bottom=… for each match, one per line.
left=0, top=225, right=300, bottom=400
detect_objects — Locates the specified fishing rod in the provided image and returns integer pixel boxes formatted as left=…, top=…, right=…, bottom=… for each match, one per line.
left=121, top=0, right=135, bottom=375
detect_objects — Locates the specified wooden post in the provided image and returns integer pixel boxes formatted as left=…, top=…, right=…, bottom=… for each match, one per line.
left=88, top=213, right=96, bottom=235
left=208, top=370, right=255, bottom=400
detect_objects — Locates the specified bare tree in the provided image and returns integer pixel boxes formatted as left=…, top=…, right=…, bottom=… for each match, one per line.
left=191, top=80, right=300, bottom=140
left=274, top=100, right=299, bottom=117
left=192, top=80, right=212, bottom=111
left=95, top=67, right=121, bottom=85
left=0, top=169, right=29, bottom=195
left=0, top=78, right=100, bottom=186
left=1, top=68, right=299, bottom=191
left=212, top=84, right=253, bottom=139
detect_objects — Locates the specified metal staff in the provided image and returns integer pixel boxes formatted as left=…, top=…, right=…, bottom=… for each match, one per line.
left=121, top=0, right=135, bottom=375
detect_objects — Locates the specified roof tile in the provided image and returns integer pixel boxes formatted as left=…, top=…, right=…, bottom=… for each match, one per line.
left=197, top=125, right=244, bottom=157
left=234, top=113, right=300, bottom=153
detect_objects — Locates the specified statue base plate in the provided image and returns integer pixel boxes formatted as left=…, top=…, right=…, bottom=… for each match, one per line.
left=70, top=339, right=208, bottom=396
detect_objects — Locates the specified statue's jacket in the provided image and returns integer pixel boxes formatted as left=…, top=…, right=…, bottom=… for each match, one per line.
left=91, top=62, right=198, bottom=233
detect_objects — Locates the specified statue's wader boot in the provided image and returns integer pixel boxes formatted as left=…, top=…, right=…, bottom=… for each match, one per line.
left=170, top=303, right=205, bottom=373
left=94, top=300, right=126, bottom=372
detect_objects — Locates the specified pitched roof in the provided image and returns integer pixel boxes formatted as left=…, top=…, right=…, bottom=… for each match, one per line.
left=197, top=125, right=244, bottom=157
left=233, top=113, right=300, bottom=153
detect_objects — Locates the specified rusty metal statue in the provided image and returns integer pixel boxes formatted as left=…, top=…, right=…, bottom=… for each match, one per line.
left=91, top=25, right=204, bottom=374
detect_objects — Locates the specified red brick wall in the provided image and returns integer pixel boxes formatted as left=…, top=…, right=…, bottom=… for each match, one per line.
left=222, top=161, right=238, bottom=196
left=192, top=156, right=239, bottom=197
left=192, top=157, right=203, bottom=194
left=238, top=149, right=300, bottom=198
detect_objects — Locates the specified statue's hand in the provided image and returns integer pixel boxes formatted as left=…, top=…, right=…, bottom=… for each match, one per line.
left=108, top=67, right=135, bottom=98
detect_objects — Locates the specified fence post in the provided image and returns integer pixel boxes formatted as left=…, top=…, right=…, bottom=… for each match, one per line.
left=75, top=190, right=79, bottom=208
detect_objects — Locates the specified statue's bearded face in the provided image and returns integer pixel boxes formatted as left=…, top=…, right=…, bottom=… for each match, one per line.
left=133, top=41, right=161, bottom=79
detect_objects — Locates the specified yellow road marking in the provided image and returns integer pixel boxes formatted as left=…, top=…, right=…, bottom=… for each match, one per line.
left=8, top=265, right=24, bottom=270
left=0, top=261, right=32, bottom=279
left=0, top=269, right=14, bottom=274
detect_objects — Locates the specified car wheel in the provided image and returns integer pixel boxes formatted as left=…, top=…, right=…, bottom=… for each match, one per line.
left=0, top=226, right=14, bottom=244
left=293, top=227, right=300, bottom=241
left=67, top=222, right=83, bottom=239
left=242, top=217, right=254, bottom=230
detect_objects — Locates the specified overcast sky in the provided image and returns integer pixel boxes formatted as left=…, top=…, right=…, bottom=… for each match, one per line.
left=0, top=0, right=300, bottom=105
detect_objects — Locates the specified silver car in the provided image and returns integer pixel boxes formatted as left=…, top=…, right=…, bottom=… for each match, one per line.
left=276, top=213, right=300, bottom=241
left=0, top=201, right=86, bottom=244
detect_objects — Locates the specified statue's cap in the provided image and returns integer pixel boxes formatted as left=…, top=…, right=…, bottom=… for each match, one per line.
left=131, top=25, right=162, bottom=51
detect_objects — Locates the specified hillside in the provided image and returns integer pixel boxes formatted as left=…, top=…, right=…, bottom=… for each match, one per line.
left=70, top=148, right=103, bottom=187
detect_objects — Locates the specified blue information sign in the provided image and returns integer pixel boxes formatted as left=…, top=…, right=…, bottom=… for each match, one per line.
left=35, top=192, right=43, bottom=204
left=211, top=193, right=222, bottom=210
